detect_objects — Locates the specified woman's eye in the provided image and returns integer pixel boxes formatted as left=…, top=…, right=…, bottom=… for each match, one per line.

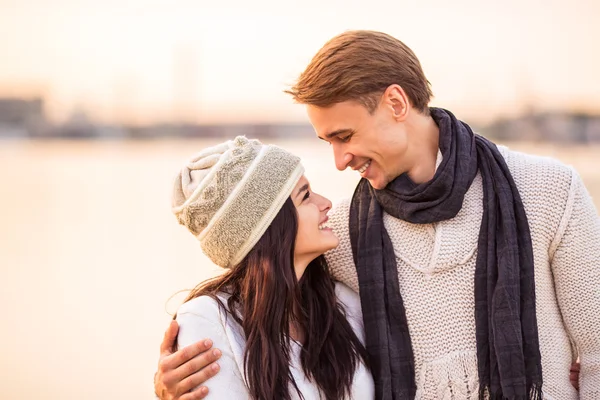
left=303, top=191, right=310, bottom=201
left=340, top=136, right=351, bottom=143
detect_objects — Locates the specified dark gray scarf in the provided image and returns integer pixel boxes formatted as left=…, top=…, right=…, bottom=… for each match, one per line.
left=349, top=108, right=543, bottom=400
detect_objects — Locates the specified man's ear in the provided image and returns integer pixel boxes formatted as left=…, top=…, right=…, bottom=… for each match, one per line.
left=381, top=84, right=409, bottom=121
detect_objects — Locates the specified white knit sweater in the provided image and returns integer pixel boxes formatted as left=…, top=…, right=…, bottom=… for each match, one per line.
left=176, top=282, right=374, bottom=399
left=324, top=146, right=600, bottom=400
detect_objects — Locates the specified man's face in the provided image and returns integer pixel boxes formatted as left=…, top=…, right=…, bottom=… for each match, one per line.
left=307, top=100, right=409, bottom=190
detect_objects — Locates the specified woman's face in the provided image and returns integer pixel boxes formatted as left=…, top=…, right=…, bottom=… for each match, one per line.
left=291, top=175, right=339, bottom=279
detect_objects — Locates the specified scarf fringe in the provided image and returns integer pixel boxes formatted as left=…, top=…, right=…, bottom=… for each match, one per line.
left=479, top=384, right=543, bottom=400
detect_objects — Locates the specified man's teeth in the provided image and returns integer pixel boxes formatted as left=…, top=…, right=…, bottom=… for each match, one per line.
left=358, top=160, right=371, bottom=174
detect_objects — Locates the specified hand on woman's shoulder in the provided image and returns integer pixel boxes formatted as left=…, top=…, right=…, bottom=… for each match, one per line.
left=175, top=295, right=232, bottom=347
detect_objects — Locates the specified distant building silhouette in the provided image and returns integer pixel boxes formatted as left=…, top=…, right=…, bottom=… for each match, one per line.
left=0, top=97, right=47, bottom=137
left=1, top=95, right=599, bottom=142
left=481, top=112, right=600, bottom=143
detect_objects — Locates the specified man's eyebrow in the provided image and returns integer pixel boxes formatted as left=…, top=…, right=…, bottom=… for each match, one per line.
left=295, top=184, right=309, bottom=198
left=318, top=129, right=354, bottom=141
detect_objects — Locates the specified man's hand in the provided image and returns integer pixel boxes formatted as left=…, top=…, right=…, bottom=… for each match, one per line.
left=154, top=320, right=222, bottom=400
left=570, top=361, right=580, bottom=391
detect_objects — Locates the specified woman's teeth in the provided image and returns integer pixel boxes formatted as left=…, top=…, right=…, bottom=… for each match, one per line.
left=358, top=160, right=371, bottom=174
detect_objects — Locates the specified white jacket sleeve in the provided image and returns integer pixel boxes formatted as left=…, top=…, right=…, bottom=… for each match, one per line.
left=176, top=296, right=250, bottom=399
left=550, top=169, right=600, bottom=399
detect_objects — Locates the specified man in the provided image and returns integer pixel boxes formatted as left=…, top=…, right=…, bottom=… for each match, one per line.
left=155, top=31, right=597, bottom=399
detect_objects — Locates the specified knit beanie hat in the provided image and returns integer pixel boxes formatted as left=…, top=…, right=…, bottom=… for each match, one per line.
left=172, top=136, right=304, bottom=268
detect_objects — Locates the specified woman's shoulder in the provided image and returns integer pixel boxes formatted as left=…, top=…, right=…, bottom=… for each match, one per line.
left=334, top=282, right=365, bottom=342
left=177, top=294, right=231, bottom=325
left=334, top=282, right=362, bottom=316
left=175, top=294, right=239, bottom=350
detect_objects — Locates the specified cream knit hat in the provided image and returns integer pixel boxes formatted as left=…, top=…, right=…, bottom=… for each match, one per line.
left=172, top=136, right=304, bottom=268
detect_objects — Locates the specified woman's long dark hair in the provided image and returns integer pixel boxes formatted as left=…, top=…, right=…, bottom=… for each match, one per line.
left=175, top=197, right=368, bottom=400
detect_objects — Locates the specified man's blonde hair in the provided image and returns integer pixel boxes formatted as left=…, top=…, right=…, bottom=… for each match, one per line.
left=286, top=30, right=433, bottom=114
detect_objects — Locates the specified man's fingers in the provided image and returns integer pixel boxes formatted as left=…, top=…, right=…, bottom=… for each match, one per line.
left=570, top=361, right=581, bottom=391
left=570, top=362, right=581, bottom=372
left=570, top=375, right=579, bottom=390
left=159, top=338, right=216, bottom=373
left=177, top=340, right=217, bottom=371
left=179, top=386, right=209, bottom=400
left=179, top=361, right=221, bottom=394
left=570, top=370, right=578, bottom=380
left=160, top=320, right=180, bottom=356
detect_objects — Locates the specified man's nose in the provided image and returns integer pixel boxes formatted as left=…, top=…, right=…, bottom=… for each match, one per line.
left=333, top=145, right=352, bottom=171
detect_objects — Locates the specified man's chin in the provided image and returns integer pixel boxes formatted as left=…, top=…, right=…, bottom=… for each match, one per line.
left=368, top=178, right=387, bottom=190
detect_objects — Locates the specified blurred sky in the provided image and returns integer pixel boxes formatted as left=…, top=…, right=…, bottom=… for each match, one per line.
left=1, top=0, right=599, bottom=125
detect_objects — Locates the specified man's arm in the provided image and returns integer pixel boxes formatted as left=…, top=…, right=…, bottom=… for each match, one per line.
left=154, top=320, right=222, bottom=400
left=570, top=361, right=581, bottom=391
left=550, top=169, right=600, bottom=398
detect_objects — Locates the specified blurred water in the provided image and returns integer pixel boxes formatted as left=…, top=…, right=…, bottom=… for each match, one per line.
left=0, top=139, right=598, bottom=400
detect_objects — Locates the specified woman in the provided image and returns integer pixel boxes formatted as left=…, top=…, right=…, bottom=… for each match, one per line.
left=170, top=136, right=373, bottom=399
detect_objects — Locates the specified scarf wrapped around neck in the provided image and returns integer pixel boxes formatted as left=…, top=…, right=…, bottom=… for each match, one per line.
left=349, top=107, right=543, bottom=399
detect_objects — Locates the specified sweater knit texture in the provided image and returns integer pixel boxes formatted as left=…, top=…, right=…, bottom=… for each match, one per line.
left=324, top=146, right=600, bottom=400
left=176, top=282, right=375, bottom=399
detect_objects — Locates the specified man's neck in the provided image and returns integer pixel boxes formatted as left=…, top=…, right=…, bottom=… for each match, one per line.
left=405, top=112, right=440, bottom=184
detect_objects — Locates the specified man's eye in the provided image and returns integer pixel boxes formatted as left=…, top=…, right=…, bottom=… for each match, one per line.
left=340, top=136, right=351, bottom=143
